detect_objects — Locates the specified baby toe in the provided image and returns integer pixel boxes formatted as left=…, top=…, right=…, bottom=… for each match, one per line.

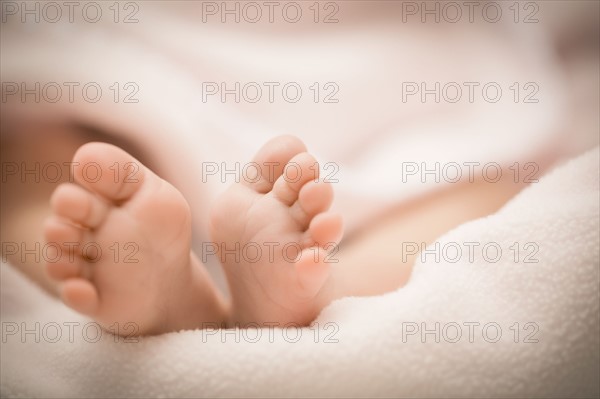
left=50, top=183, right=109, bottom=229
left=72, top=142, right=145, bottom=203
left=294, top=247, right=331, bottom=299
left=307, top=212, right=344, bottom=247
left=245, top=135, right=308, bottom=193
left=272, top=152, right=319, bottom=206
left=60, top=278, right=99, bottom=316
left=291, top=180, right=334, bottom=228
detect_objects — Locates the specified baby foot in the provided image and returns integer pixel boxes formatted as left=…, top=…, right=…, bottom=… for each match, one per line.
left=210, top=135, right=343, bottom=327
left=44, top=143, right=227, bottom=335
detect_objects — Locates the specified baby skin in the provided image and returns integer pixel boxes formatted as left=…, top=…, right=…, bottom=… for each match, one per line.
left=44, top=135, right=343, bottom=335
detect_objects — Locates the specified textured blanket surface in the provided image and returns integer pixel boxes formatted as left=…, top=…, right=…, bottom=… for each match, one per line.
left=1, top=147, right=598, bottom=398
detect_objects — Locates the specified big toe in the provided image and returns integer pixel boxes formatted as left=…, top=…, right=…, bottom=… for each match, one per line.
left=245, top=135, right=307, bottom=193
left=72, top=142, right=145, bottom=203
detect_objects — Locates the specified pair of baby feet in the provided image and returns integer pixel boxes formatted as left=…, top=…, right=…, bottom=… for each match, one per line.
left=44, top=136, right=343, bottom=335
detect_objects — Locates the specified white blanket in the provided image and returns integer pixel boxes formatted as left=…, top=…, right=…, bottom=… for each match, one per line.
left=2, top=147, right=598, bottom=398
